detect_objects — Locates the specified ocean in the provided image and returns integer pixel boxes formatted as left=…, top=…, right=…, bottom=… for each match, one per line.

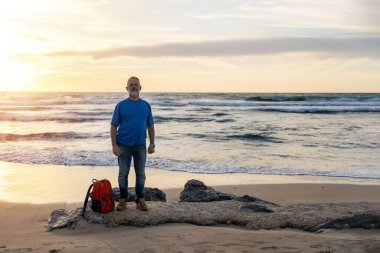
left=0, top=92, right=379, bottom=180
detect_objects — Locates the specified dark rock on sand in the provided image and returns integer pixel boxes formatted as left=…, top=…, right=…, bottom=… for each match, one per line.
left=49, top=249, right=63, bottom=253
left=179, top=179, right=275, bottom=205
left=179, top=179, right=233, bottom=202
left=235, top=195, right=261, bottom=202
left=239, top=203, right=273, bottom=213
left=112, top=187, right=166, bottom=202
left=312, top=212, right=380, bottom=231
left=46, top=208, right=82, bottom=231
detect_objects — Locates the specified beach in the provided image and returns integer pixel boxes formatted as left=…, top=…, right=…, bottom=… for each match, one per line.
left=1, top=162, right=380, bottom=252
left=0, top=92, right=379, bottom=252
left=1, top=184, right=380, bottom=253
left=1, top=0, right=380, bottom=249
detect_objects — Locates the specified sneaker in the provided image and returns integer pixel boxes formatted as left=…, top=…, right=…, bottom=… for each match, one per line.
left=136, top=198, right=148, bottom=211
left=116, top=198, right=126, bottom=211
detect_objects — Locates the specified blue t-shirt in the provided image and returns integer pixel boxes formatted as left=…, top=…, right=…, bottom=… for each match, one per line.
left=111, top=98, right=154, bottom=146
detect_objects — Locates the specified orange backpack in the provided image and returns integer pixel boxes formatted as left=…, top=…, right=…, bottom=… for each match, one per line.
left=83, top=179, right=115, bottom=216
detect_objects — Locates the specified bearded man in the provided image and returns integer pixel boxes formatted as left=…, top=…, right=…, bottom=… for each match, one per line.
left=110, top=76, right=155, bottom=211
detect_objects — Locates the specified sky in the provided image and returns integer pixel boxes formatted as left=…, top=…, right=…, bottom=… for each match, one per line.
left=0, top=0, right=379, bottom=92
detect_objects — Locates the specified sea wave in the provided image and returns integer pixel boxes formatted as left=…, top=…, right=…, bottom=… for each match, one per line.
left=184, top=132, right=280, bottom=143
left=0, top=113, right=108, bottom=122
left=0, top=100, right=69, bottom=106
left=0, top=97, right=120, bottom=107
left=0, top=132, right=105, bottom=142
left=245, top=96, right=308, bottom=102
left=154, top=115, right=214, bottom=123
left=71, top=111, right=112, bottom=116
left=255, top=107, right=380, bottom=114
left=213, top=113, right=229, bottom=116
left=227, top=133, right=283, bottom=143
left=0, top=152, right=378, bottom=179
left=215, top=118, right=235, bottom=123
left=0, top=106, right=52, bottom=111
left=188, top=101, right=380, bottom=107
left=0, top=149, right=115, bottom=166
left=244, top=95, right=380, bottom=103
left=149, top=158, right=380, bottom=179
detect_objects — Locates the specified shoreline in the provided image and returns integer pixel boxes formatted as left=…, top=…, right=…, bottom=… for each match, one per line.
left=1, top=161, right=380, bottom=204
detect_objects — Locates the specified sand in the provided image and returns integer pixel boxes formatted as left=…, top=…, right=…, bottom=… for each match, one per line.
left=1, top=184, right=380, bottom=253
left=1, top=160, right=379, bottom=204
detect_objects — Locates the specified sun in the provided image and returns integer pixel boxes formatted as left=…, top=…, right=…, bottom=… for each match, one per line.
left=0, top=56, right=32, bottom=92
left=0, top=19, right=33, bottom=92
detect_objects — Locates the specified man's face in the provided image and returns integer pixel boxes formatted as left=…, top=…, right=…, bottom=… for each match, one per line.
left=127, top=79, right=141, bottom=97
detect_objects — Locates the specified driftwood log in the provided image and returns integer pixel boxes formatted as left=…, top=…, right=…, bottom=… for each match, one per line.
left=46, top=179, right=380, bottom=232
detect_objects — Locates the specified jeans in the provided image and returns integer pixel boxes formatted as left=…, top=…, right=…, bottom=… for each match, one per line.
left=117, top=144, right=146, bottom=202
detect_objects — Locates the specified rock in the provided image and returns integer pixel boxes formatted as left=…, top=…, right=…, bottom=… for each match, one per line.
left=183, top=179, right=207, bottom=191
left=235, top=195, right=260, bottom=202
left=312, top=212, right=380, bottom=231
left=180, top=188, right=220, bottom=202
left=235, top=195, right=278, bottom=206
left=143, top=187, right=167, bottom=202
left=46, top=208, right=83, bottom=231
left=239, top=203, right=273, bottom=213
left=87, top=213, right=105, bottom=224
left=217, top=192, right=237, bottom=201
left=179, top=179, right=275, bottom=205
left=179, top=179, right=235, bottom=202
left=49, top=249, right=62, bottom=253
left=112, top=187, right=166, bottom=202
left=47, top=208, right=106, bottom=231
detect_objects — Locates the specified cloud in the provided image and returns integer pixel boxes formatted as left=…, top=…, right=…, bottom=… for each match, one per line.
left=43, top=36, right=380, bottom=59
left=356, top=0, right=380, bottom=27
left=186, top=13, right=252, bottom=20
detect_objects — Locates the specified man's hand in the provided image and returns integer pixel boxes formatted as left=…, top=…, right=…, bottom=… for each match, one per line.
left=112, top=145, right=121, bottom=156
left=148, top=145, right=155, bottom=154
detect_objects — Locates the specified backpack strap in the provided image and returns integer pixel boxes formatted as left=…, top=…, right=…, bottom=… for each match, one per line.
left=82, top=183, right=93, bottom=217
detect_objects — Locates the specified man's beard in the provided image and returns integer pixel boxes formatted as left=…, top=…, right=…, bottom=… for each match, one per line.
left=129, top=89, right=140, bottom=97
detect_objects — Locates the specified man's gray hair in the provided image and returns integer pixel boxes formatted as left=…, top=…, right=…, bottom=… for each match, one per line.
left=128, top=76, right=140, bottom=82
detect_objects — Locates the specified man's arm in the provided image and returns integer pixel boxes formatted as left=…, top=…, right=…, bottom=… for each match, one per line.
left=110, top=124, right=121, bottom=156
left=147, top=124, right=155, bottom=154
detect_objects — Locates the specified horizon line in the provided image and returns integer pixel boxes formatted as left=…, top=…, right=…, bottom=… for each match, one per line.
left=1, top=91, right=379, bottom=94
